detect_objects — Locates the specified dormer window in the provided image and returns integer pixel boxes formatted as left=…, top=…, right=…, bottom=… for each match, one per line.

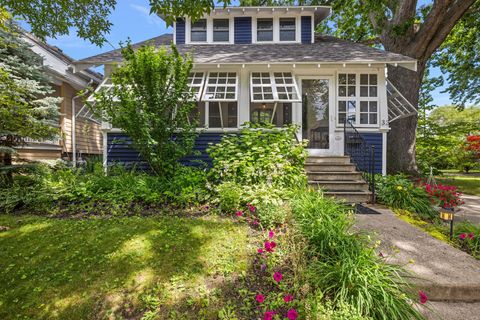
left=191, top=19, right=207, bottom=42
left=213, top=19, right=230, bottom=42
left=279, top=18, right=296, bottom=41
left=257, top=18, right=273, bottom=42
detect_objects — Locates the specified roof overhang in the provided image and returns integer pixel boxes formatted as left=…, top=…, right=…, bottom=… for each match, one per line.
left=159, top=6, right=332, bottom=26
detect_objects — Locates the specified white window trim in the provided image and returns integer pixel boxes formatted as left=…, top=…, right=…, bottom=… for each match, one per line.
left=185, top=17, right=234, bottom=44
left=252, top=16, right=301, bottom=44
left=250, top=72, right=301, bottom=103
left=202, top=72, right=239, bottom=102
left=336, top=72, right=380, bottom=128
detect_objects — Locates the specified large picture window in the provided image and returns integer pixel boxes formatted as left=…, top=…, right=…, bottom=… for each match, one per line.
left=337, top=73, right=379, bottom=126
left=191, top=19, right=207, bottom=42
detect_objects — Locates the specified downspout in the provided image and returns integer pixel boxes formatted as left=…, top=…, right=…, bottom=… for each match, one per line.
left=71, top=81, right=93, bottom=167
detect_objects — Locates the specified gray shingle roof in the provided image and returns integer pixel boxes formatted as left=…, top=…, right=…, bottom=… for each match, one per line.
left=75, top=34, right=415, bottom=66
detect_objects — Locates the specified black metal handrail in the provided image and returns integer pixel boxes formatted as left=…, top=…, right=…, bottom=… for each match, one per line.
left=344, top=118, right=376, bottom=203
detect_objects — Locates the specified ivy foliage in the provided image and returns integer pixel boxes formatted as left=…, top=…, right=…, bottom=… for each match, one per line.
left=92, top=44, right=198, bottom=177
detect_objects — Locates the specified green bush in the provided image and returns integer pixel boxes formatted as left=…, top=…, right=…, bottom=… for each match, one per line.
left=208, top=123, right=308, bottom=189
left=0, top=163, right=210, bottom=214
left=215, top=181, right=242, bottom=213
left=291, top=188, right=425, bottom=320
left=375, top=174, right=436, bottom=220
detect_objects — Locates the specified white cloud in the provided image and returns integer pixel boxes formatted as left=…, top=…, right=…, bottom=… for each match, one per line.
left=130, top=4, right=162, bottom=26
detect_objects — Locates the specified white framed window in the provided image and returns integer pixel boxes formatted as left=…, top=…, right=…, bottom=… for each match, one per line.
left=208, top=102, right=238, bottom=128
left=213, top=19, right=229, bottom=42
left=191, top=19, right=207, bottom=42
left=279, top=18, right=296, bottom=41
left=187, top=72, right=206, bottom=101
left=250, top=102, right=292, bottom=127
left=202, top=72, right=238, bottom=101
left=250, top=72, right=300, bottom=103
left=257, top=18, right=274, bottom=42
left=337, top=73, right=379, bottom=126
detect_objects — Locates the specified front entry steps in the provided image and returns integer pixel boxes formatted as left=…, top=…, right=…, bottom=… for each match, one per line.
left=306, top=156, right=372, bottom=203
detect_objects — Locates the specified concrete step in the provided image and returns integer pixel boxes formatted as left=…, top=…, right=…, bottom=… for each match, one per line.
left=306, top=156, right=351, bottom=165
left=309, top=180, right=369, bottom=191
left=306, top=171, right=363, bottom=181
left=305, top=163, right=356, bottom=172
left=324, top=190, right=372, bottom=203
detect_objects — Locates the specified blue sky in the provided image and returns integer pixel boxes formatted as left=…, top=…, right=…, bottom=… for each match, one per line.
left=23, top=0, right=452, bottom=106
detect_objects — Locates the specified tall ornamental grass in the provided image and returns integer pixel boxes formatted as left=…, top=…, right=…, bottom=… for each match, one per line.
left=291, top=188, right=425, bottom=320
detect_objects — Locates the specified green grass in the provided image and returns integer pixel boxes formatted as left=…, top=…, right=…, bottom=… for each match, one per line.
left=0, top=214, right=252, bottom=319
left=436, top=175, right=480, bottom=196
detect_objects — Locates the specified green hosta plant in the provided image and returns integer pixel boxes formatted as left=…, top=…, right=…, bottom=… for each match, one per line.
left=208, top=123, right=308, bottom=189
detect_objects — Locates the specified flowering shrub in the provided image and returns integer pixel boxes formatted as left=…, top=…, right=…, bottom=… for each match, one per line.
left=454, top=222, right=480, bottom=259
left=375, top=174, right=437, bottom=220
left=423, top=182, right=464, bottom=209
left=208, top=123, right=308, bottom=189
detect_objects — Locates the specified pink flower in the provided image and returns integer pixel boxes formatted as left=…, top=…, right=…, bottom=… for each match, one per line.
left=264, top=311, right=275, bottom=320
left=236, top=210, right=243, bottom=217
left=283, top=294, right=293, bottom=303
left=459, top=233, right=467, bottom=240
left=252, top=220, right=259, bottom=226
left=419, top=290, right=428, bottom=304
left=468, top=233, right=475, bottom=240
left=268, top=230, right=275, bottom=238
left=256, top=294, right=265, bottom=303
left=257, top=248, right=264, bottom=254
left=287, top=308, right=298, bottom=320
left=264, top=241, right=277, bottom=252
left=247, top=203, right=256, bottom=212
left=273, top=271, right=283, bottom=283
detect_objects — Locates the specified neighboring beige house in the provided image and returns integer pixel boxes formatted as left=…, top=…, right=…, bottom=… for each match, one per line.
left=16, top=32, right=103, bottom=163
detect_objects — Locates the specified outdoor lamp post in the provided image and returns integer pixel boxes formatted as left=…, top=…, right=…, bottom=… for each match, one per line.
left=439, top=207, right=455, bottom=240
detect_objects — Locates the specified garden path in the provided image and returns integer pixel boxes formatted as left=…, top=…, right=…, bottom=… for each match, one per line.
left=355, top=206, right=480, bottom=319
left=457, top=194, right=480, bottom=225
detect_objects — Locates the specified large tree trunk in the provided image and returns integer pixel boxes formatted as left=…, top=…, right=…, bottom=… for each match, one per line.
left=386, top=62, right=426, bottom=175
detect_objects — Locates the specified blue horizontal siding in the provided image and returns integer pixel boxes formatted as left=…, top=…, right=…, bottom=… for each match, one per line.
left=359, top=133, right=383, bottom=173
left=301, top=16, right=312, bottom=44
left=106, top=132, right=224, bottom=170
left=175, top=18, right=185, bottom=44
left=234, top=17, right=252, bottom=44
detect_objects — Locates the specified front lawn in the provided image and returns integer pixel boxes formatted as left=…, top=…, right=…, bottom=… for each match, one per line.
left=0, top=214, right=251, bottom=319
left=436, top=174, right=480, bottom=196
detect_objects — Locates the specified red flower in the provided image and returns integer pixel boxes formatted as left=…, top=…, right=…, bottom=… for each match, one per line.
left=264, top=241, right=276, bottom=252
left=235, top=210, right=243, bottom=217
left=468, top=233, right=475, bottom=240
left=256, top=294, right=265, bottom=303
left=283, top=294, right=294, bottom=302
left=419, top=290, right=428, bottom=304
left=247, top=203, right=256, bottom=212
left=264, top=311, right=275, bottom=320
left=287, top=308, right=299, bottom=320
left=273, top=271, right=283, bottom=283
left=258, top=248, right=264, bottom=254
left=459, top=233, right=467, bottom=240
left=268, top=230, right=275, bottom=238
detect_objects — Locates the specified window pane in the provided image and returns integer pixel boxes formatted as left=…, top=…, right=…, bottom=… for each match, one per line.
left=280, top=18, right=296, bottom=41
left=370, top=101, right=378, bottom=112
left=360, top=101, right=368, bottom=112
left=338, top=113, right=346, bottom=124
left=338, top=101, right=346, bottom=112
left=347, top=101, right=356, bottom=113
left=369, top=113, right=378, bottom=124
left=226, top=102, right=237, bottom=127
left=339, top=86, right=346, bottom=97
left=339, top=74, right=347, bottom=85
left=280, top=30, right=295, bottom=41
left=347, top=74, right=356, bottom=85
left=213, top=31, right=229, bottom=42
left=360, top=86, right=368, bottom=97
left=213, top=19, right=229, bottom=30
left=360, top=113, right=368, bottom=124
left=369, top=86, right=377, bottom=97
left=369, top=74, right=377, bottom=85
left=213, top=19, right=229, bottom=42
left=347, top=86, right=355, bottom=97
left=191, top=19, right=207, bottom=42
left=360, top=74, right=368, bottom=85
left=191, top=31, right=206, bottom=42
left=257, top=19, right=273, bottom=41
left=191, top=102, right=205, bottom=127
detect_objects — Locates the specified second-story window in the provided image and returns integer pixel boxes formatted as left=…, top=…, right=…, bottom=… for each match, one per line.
left=191, top=19, right=207, bottom=42
left=213, top=19, right=229, bottom=42
left=257, top=18, right=273, bottom=42
left=279, top=18, right=296, bottom=41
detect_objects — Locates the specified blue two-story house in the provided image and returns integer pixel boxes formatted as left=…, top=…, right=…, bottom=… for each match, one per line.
left=73, top=6, right=417, bottom=202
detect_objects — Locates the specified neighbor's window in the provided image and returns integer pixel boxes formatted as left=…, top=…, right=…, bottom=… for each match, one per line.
left=279, top=18, right=296, bottom=41
left=191, top=19, right=207, bottom=42
left=257, top=18, right=273, bottom=42
left=209, top=102, right=238, bottom=128
left=337, top=73, right=379, bottom=126
left=250, top=102, right=292, bottom=127
left=213, top=19, right=230, bottom=42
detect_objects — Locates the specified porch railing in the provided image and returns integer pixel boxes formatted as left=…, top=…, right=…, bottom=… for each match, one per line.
left=343, top=119, right=376, bottom=203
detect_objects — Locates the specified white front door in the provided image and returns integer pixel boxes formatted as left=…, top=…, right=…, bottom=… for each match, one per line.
left=299, top=77, right=336, bottom=156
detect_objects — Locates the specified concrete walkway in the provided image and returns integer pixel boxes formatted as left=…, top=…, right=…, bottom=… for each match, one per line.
left=457, top=194, right=480, bottom=225
left=355, top=206, right=480, bottom=319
